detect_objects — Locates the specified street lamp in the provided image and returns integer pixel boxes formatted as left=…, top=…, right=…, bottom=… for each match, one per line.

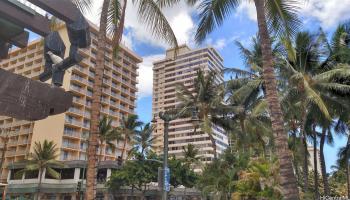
left=152, top=108, right=188, bottom=200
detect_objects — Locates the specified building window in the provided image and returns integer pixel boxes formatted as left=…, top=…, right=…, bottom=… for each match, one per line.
left=60, top=168, right=75, bottom=179
left=25, top=170, right=39, bottom=179
left=10, top=169, right=23, bottom=180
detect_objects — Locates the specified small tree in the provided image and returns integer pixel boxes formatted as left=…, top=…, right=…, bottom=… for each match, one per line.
left=98, top=116, right=122, bottom=161
left=17, top=140, right=62, bottom=200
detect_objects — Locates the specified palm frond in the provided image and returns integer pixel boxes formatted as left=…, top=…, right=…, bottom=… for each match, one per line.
left=72, top=0, right=92, bottom=13
left=134, top=0, right=178, bottom=48
left=265, top=0, right=301, bottom=38
left=46, top=167, right=61, bottom=179
left=195, top=0, right=240, bottom=43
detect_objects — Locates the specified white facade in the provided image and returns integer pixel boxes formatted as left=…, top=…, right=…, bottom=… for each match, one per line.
left=152, top=45, right=228, bottom=165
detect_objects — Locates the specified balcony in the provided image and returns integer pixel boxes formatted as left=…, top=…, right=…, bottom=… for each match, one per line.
left=83, top=123, right=90, bottom=129
left=63, top=130, right=81, bottom=138
left=86, top=91, right=93, bottom=97
left=74, top=66, right=87, bottom=74
left=84, top=112, right=91, bottom=118
left=68, top=108, right=84, bottom=116
left=16, top=150, right=27, bottom=155
left=88, top=70, right=95, bottom=76
left=101, top=108, right=109, bottom=114
left=6, top=151, right=16, bottom=156
left=7, top=141, right=18, bottom=146
left=101, top=98, right=109, bottom=104
left=70, top=86, right=84, bottom=94
left=17, top=140, right=30, bottom=145
left=102, top=88, right=111, bottom=95
left=65, top=118, right=83, bottom=127
left=103, top=79, right=111, bottom=85
left=61, top=155, right=79, bottom=161
left=73, top=97, right=84, bottom=105
left=71, top=75, right=87, bottom=84
left=62, top=143, right=80, bottom=150
left=109, top=110, right=118, bottom=116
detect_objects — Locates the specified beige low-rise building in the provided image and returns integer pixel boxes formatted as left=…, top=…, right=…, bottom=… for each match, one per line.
left=0, top=23, right=142, bottom=198
left=152, top=45, right=228, bottom=166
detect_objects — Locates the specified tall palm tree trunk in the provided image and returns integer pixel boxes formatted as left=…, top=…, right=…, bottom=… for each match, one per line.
left=313, top=127, right=319, bottom=199
left=121, top=138, right=128, bottom=161
left=300, top=111, right=309, bottom=192
left=86, top=0, right=110, bottom=199
left=0, top=136, right=8, bottom=179
left=291, top=131, right=300, bottom=184
left=209, top=135, right=217, bottom=159
left=319, top=128, right=329, bottom=195
left=347, top=164, right=350, bottom=199
left=37, top=169, right=43, bottom=200
left=253, top=0, right=299, bottom=199
left=302, top=133, right=309, bottom=192
left=346, top=134, right=350, bottom=198
left=112, top=0, right=127, bottom=46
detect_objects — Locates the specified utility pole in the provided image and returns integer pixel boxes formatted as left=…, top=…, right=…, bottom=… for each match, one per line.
left=152, top=107, right=199, bottom=200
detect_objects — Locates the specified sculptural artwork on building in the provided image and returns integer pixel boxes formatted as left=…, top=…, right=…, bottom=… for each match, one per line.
left=0, top=0, right=91, bottom=121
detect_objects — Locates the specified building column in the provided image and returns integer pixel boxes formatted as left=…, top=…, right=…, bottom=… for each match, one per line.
left=106, top=169, right=111, bottom=179
left=71, top=193, right=77, bottom=200
left=74, top=167, right=80, bottom=181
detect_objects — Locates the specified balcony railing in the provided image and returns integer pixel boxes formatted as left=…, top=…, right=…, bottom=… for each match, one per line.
left=62, top=143, right=80, bottom=150
left=17, top=140, right=30, bottom=145
left=70, top=86, right=84, bottom=93
left=68, top=108, right=84, bottom=115
left=64, top=130, right=81, bottom=138
left=65, top=118, right=83, bottom=127
left=61, top=155, right=79, bottom=161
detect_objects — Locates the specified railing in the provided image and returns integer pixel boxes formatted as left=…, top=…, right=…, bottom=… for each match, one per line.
left=101, top=108, right=109, bottom=114
left=86, top=91, right=93, bottom=97
left=62, top=143, right=80, bottom=150
left=65, top=119, right=83, bottom=127
left=83, top=123, right=90, bottom=129
left=17, top=140, right=30, bottom=145
left=64, top=130, right=81, bottom=138
left=68, top=108, right=84, bottom=115
left=6, top=151, right=16, bottom=156
left=16, top=150, right=27, bottom=155
left=73, top=97, right=84, bottom=105
left=84, top=112, right=91, bottom=118
left=61, top=155, right=79, bottom=161
left=70, top=86, right=84, bottom=93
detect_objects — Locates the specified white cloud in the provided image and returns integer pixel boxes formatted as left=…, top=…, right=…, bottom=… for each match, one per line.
left=236, top=1, right=256, bottom=22
left=236, top=0, right=350, bottom=29
left=137, top=54, right=164, bottom=98
left=121, top=33, right=133, bottom=50
left=84, top=1, right=195, bottom=49
left=300, top=0, right=350, bottom=28
left=206, top=35, right=240, bottom=50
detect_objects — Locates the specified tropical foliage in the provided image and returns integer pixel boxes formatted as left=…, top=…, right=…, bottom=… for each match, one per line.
left=17, top=140, right=62, bottom=200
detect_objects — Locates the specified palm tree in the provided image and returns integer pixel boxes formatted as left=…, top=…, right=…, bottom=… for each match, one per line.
left=280, top=30, right=350, bottom=195
left=17, top=140, right=62, bottom=200
left=119, top=114, right=143, bottom=160
left=98, top=116, right=122, bottom=161
left=133, top=123, right=157, bottom=155
left=337, top=132, right=350, bottom=198
left=73, top=0, right=178, bottom=198
left=182, top=143, right=201, bottom=167
left=178, top=0, right=302, bottom=197
left=177, top=69, right=224, bottom=159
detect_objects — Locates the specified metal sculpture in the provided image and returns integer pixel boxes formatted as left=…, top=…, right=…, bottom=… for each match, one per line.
left=0, top=0, right=91, bottom=120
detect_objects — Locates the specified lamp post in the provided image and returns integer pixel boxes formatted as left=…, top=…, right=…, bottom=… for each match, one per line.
left=151, top=107, right=194, bottom=200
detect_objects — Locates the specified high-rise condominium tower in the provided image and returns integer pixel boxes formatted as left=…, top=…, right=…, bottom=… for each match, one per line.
left=152, top=45, right=228, bottom=165
left=0, top=24, right=142, bottom=182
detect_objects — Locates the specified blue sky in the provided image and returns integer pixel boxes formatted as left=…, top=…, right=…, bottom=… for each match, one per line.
left=26, top=0, right=350, bottom=171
